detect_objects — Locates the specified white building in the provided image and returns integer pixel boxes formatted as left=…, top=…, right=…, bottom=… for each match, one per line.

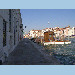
left=68, top=27, right=75, bottom=36
left=29, top=26, right=75, bottom=41
left=64, top=27, right=75, bottom=37
left=0, top=9, right=23, bottom=63
left=29, top=30, right=42, bottom=38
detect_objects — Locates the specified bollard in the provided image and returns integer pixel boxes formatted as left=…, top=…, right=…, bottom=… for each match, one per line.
left=0, top=60, right=2, bottom=65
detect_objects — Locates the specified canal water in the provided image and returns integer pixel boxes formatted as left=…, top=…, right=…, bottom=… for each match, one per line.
left=43, top=38, right=75, bottom=65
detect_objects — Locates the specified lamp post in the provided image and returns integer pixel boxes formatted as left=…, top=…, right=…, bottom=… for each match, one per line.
left=23, top=26, right=27, bottom=38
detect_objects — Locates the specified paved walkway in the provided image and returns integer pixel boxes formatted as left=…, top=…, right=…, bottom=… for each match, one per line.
left=3, top=38, right=60, bottom=65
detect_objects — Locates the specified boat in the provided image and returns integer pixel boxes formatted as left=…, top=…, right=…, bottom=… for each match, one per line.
left=43, top=31, right=71, bottom=45
left=44, top=41, right=71, bottom=45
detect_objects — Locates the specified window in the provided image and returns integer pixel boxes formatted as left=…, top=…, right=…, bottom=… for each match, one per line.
left=3, top=19, right=6, bottom=47
left=18, top=32, right=19, bottom=41
left=14, top=17, right=16, bottom=45
left=14, top=29, right=15, bottom=45
left=9, top=9, right=11, bottom=32
left=63, top=30, right=64, bottom=34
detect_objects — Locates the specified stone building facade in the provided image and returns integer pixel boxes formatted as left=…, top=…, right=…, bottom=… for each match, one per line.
left=30, top=30, right=42, bottom=38
left=0, top=9, right=23, bottom=63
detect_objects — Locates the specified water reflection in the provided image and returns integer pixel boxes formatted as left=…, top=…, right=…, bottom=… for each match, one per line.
left=43, top=38, right=75, bottom=65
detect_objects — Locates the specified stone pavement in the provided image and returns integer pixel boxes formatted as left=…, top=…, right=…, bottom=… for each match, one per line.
left=3, top=38, right=60, bottom=65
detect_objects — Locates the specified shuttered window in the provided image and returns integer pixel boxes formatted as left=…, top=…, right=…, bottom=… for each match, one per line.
left=3, top=19, right=6, bottom=47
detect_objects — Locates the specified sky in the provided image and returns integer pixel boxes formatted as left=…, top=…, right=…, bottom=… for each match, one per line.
left=20, top=9, right=75, bottom=34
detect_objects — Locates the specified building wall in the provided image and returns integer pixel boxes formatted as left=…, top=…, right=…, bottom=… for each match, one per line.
left=64, top=27, right=75, bottom=37
left=30, top=30, right=42, bottom=38
left=29, top=26, right=75, bottom=40
left=0, top=9, right=23, bottom=63
left=0, top=9, right=9, bottom=62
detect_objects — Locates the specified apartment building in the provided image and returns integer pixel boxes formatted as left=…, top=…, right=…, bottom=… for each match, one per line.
left=29, top=30, right=42, bottom=38
left=64, top=27, right=75, bottom=37
left=54, top=28, right=64, bottom=38
left=25, top=33, right=30, bottom=38
left=53, top=26, right=75, bottom=38
left=0, top=9, right=23, bottom=63
left=29, top=26, right=75, bottom=40
left=41, top=28, right=53, bottom=37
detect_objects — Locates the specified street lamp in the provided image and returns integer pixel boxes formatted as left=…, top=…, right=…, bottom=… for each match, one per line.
left=25, top=26, right=26, bottom=28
